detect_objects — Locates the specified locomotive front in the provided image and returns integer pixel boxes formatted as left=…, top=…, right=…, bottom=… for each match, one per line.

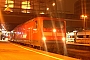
left=41, top=18, right=66, bottom=54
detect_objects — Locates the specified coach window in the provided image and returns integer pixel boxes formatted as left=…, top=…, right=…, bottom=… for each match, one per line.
left=86, top=35, right=89, bottom=38
left=77, top=35, right=83, bottom=38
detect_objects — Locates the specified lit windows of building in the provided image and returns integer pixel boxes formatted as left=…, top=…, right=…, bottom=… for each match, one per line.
left=22, top=1, right=31, bottom=9
left=4, top=0, right=14, bottom=12
left=5, top=0, right=14, bottom=8
left=0, top=0, right=64, bottom=17
left=21, top=1, right=32, bottom=13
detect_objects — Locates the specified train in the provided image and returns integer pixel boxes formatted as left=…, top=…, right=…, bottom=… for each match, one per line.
left=66, top=32, right=75, bottom=42
left=76, top=30, right=90, bottom=44
left=10, top=17, right=66, bottom=54
left=66, top=30, right=90, bottom=44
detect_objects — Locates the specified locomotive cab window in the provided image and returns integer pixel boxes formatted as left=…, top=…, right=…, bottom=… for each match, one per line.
left=43, top=20, right=64, bottom=28
left=34, top=21, right=38, bottom=29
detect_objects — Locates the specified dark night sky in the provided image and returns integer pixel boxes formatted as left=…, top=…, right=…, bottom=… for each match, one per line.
left=63, top=0, right=78, bottom=14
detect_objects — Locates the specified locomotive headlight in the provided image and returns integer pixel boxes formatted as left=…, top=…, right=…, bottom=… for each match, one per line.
left=53, top=29, right=56, bottom=32
left=62, top=37, right=66, bottom=41
left=42, top=37, right=46, bottom=41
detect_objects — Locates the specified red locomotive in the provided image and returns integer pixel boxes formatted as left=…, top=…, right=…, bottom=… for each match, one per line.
left=10, top=17, right=66, bottom=54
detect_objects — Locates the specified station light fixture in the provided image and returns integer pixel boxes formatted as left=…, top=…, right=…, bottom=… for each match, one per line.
left=52, top=3, right=55, bottom=6
left=47, top=8, right=49, bottom=10
left=40, top=12, right=45, bottom=14
left=81, top=15, right=87, bottom=18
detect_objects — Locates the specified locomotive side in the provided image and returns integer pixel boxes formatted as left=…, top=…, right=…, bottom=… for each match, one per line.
left=11, top=17, right=66, bottom=54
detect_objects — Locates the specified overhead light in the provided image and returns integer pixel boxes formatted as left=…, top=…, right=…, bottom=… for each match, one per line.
left=40, top=12, right=45, bottom=14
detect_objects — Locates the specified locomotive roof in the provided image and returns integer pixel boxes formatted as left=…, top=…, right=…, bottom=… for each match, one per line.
left=13, top=17, right=65, bottom=31
left=25, top=17, right=64, bottom=24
